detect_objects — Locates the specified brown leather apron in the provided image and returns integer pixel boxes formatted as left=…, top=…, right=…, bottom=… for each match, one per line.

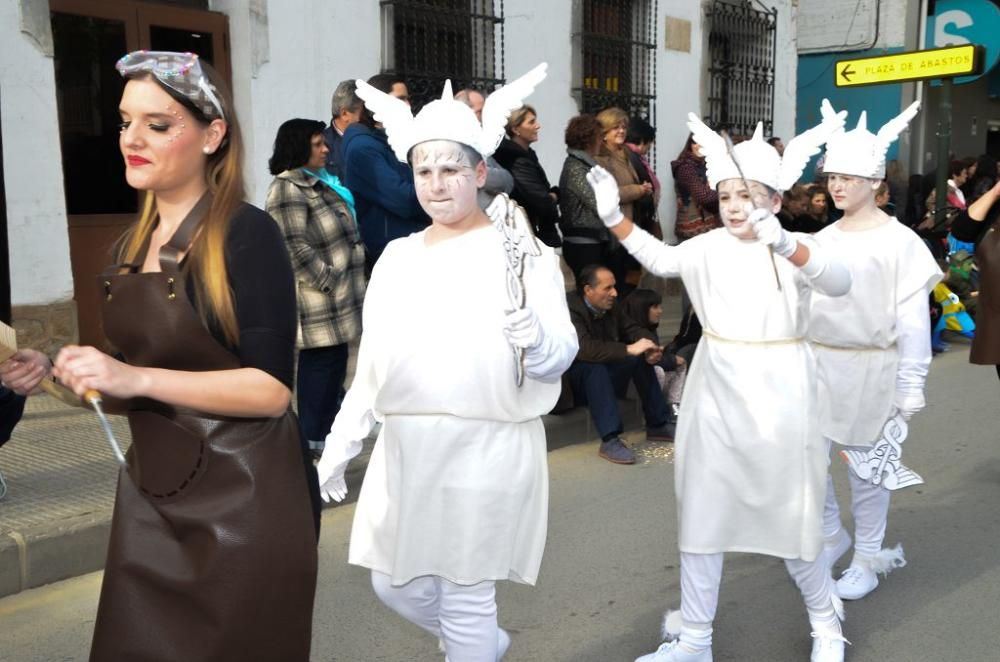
left=971, top=224, right=1000, bottom=365
left=89, top=201, right=318, bottom=661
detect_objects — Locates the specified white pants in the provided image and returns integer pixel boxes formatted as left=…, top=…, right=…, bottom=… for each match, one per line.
left=678, top=552, right=840, bottom=649
left=371, top=571, right=499, bottom=662
left=823, top=440, right=892, bottom=558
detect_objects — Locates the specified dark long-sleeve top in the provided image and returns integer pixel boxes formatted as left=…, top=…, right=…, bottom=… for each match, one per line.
left=493, top=138, right=560, bottom=231
left=950, top=200, right=1000, bottom=246
left=558, top=149, right=611, bottom=241
left=566, top=291, right=656, bottom=363
left=1, top=386, right=26, bottom=446
left=201, top=205, right=299, bottom=389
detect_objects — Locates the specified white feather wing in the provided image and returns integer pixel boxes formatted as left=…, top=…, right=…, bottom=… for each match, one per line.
left=875, top=100, right=920, bottom=153
left=685, top=112, right=729, bottom=189
left=777, top=99, right=847, bottom=191
left=354, top=78, right=417, bottom=161
left=479, top=63, right=548, bottom=157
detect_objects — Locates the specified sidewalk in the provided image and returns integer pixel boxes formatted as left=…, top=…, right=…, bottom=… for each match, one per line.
left=0, top=290, right=683, bottom=598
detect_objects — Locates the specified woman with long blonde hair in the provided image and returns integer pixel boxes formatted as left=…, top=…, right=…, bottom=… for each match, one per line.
left=3, top=51, right=319, bottom=661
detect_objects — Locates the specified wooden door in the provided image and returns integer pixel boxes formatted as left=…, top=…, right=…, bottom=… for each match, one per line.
left=50, top=0, right=229, bottom=347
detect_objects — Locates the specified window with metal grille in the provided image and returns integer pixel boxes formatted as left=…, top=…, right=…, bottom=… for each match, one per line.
left=380, top=0, right=505, bottom=112
left=575, top=0, right=657, bottom=120
left=705, top=0, right=777, bottom=137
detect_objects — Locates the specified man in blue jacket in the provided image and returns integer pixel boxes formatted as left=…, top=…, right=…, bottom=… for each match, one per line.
left=343, top=73, right=429, bottom=269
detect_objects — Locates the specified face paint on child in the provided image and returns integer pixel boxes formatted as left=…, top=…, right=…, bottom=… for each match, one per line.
left=717, top=179, right=779, bottom=240
left=411, top=140, right=484, bottom=225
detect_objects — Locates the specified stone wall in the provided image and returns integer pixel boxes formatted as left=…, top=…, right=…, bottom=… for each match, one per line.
left=11, top=301, right=77, bottom=356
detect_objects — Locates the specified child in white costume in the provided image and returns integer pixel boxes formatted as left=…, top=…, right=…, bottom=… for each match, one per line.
left=588, top=104, right=854, bottom=662
left=810, top=103, right=942, bottom=600
left=315, top=65, right=579, bottom=662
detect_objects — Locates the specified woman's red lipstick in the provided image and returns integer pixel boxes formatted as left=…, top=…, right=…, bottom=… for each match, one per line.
left=127, top=155, right=151, bottom=166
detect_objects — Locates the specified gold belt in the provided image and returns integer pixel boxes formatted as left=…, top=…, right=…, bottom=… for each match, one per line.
left=702, top=330, right=805, bottom=346
left=810, top=341, right=897, bottom=352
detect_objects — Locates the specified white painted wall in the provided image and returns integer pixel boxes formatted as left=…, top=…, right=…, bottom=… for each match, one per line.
left=772, top=0, right=799, bottom=149
left=0, top=2, right=74, bottom=305
left=798, top=0, right=910, bottom=52
left=211, top=0, right=381, bottom=205
left=503, top=0, right=581, bottom=187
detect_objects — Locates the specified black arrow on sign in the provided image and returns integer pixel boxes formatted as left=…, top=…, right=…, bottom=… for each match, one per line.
left=840, top=64, right=856, bottom=83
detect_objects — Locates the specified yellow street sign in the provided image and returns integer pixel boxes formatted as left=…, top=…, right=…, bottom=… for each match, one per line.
left=834, top=45, right=984, bottom=88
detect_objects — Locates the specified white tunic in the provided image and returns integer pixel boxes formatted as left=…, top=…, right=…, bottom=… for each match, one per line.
left=810, top=220, right=942, bottom=447
left=331, top=225, right=577, bottom=586
left=622, top=227, right=845, bottom=561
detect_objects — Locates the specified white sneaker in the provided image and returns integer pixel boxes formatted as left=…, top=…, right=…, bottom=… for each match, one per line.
left=810, top=630, right=849, bottom=662
left=635, top=640, right=713, bottom=662
left=836, top=563, right=878, bottom=600
left=822, top=529, right=851, bottom=570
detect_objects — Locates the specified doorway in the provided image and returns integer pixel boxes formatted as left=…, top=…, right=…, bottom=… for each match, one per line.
left=50, top=0, right=229, bottom=346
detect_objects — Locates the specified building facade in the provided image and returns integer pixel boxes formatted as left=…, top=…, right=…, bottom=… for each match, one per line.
left=2, top=0, right=798, bottom=348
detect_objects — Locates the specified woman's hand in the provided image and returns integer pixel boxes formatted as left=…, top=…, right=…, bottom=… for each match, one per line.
left=53, top=346, right=150, bottom=400
left=0, top=349, right=52, bottom=395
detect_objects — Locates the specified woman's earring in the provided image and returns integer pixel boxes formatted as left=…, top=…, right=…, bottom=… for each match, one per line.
left=203, top=146, right=212, bottom=154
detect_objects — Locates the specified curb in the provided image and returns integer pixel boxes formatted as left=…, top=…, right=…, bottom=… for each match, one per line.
left=0, top=399, right=647, bottom=598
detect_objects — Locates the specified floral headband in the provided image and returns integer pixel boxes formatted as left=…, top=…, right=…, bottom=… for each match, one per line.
left=116, top=50, right=226, bottom=121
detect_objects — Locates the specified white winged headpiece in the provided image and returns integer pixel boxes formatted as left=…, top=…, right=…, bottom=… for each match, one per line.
left=686, top=98, right=847, bottom=192
left=354, top=63, right=548, bottom=162
left=822, top=100, right=920, bottom=179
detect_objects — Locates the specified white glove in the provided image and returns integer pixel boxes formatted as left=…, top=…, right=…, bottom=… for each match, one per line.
left=748, top=207, right=797, bottom=258
left=585, top=165, right=625, bottom=228
left=316, top=444, right=354, bottom=503
left=892, top=398, right=921, bottom=422
left=503, top=307, right=543, bottom=349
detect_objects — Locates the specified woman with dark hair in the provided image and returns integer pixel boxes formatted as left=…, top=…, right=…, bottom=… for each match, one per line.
left=964, top=154, right=998, bottom=203
left=671, top=132, right=720, bottom=241
left=493, top=104, right=562, bottom=247
left=558, top=114, right=626, bottom=282
left=625, top=116, right=662, bottom=239
left=266, top=118, right=366, bottom=461
left=621, top=288, right=686, bottom=434
left=0, top=51, right=319, bottom=660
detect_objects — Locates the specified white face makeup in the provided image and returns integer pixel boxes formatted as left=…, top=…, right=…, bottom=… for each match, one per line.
left=717, top=178, right=780, bottom=240
left=826, top=173, right=878, bottom=213
left=411, top=140, right=485, bottom=225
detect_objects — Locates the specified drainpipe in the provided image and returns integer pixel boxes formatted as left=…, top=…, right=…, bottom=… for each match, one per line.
left=913, top=0, right=930, bottom=174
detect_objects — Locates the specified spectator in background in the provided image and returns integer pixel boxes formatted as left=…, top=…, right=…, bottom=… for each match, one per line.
left=874, top=181, right=893, bottom=214
left=494, top=105, right=562, bottom=247
left=964, top=154, right=998, bottom=204
left=671, top=132, right=720, bottom=241
left=596, top=107, right=653, bottom=292
left=558, top=114, right=626, bottom=283
left=0, top=385, right=27, bottom=499
left=595, top=108, right=653, bottom=238
left=323, top=80, right=363, bottom=180
left=767, top=135, right=785, bottom=155
left=343, top=73, right=429, bottom=269
left=625, top=116, right=662, bottom=239
left=805, top=183, right=832, bottom=226
left=950, top=178, right=1000, bottom=381
left=622, top=288, right=686, bottom=437
left=266, top=118, right=366, bottom=459
left=455, top=87, right=515, bottom=209
left=779, top=184, right=825, bottom=233
left=947, top=157, right=974, bottom=210
left=564, top=265, right=674, bottom=465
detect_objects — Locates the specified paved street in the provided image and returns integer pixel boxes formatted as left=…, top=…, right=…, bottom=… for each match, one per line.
left=1, top=344, right=998, bottom=661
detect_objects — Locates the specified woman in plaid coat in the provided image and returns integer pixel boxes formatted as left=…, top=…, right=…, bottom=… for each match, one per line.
left=266, top=119, right=366, bottom=457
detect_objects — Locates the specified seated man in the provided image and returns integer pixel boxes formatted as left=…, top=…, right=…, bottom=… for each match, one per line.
left=566, top=264, right=674, bottom=465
